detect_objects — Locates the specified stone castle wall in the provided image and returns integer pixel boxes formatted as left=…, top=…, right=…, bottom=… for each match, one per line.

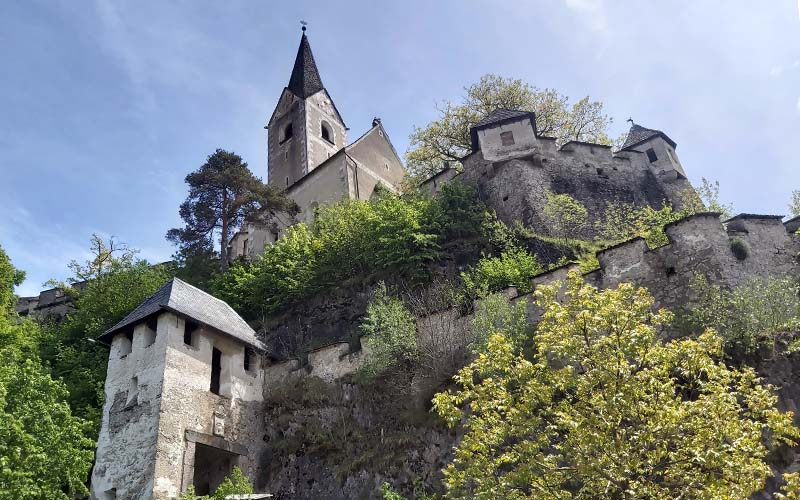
left=259, top=213, right=800, bottom=389
left=457, top=137, right=693, bottom=240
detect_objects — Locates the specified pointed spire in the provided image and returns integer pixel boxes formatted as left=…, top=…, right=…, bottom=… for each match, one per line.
left=287, top=28, right=324, bottom=99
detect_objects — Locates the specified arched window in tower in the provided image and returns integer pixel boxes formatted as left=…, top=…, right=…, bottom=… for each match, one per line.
left=280, top=122, right=293, bottom=143
left=321, top=121, right=333, bottom=144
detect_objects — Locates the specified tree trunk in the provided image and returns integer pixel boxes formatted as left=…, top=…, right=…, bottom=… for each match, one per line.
left=219, top=194, right=230, bottom=272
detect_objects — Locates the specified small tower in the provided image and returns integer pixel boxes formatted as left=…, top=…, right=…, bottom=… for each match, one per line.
left=266, top=27, right=347, bottom=189
left=90, top=278, right=266, bottom=499
left=621, top=122, right=686, bottom=178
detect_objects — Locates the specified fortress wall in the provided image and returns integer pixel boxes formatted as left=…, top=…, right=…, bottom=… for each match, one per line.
left=461, top=140, right=693, bottom=241
left=258, top=213, right=799, bottom=387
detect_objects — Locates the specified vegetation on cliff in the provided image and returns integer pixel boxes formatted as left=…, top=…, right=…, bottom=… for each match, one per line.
left=432, top=274, right=798, bottom=499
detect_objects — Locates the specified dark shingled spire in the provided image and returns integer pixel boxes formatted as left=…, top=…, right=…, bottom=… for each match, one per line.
left=621, top=123, right=677, bottom=151
left=287, top=31, right=324, bottom=98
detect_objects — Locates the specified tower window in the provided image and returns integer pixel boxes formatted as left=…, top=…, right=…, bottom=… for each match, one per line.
left=321, top=121, right=333, bottom=144
left=184, top=321, right=198, bottom=347
left=646, top=148, right=658, bottom=163
left=210, top=348, right=222, bottom=395
left=280, top=123, right=293, bottom=143
left=285, top=176, right=289, bottom=187
left=500, top=131, right=515, bottom=146
left=243, top=347, right=252, bottom=371
left=128, top=376, right=138, bottom=405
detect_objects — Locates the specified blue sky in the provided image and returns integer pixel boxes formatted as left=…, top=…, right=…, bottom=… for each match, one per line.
left=1, top=1, right=799, bottom=296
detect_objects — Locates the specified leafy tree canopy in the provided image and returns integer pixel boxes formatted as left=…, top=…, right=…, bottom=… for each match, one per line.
left=406, top=74, right=612, bottom=178
left=0, top=245, right=94, bottom=499
left=167, top=148, right=296, bottom=271
left=433, top=273, right=797, bottom=499
left=790, top=190, right=800, bottom=218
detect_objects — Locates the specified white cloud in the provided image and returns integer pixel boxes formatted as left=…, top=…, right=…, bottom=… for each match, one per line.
left=564, top=0, right=607, bottom=32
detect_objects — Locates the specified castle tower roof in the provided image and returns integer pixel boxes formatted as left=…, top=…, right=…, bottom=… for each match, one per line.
left=469, top=108, right=537, bottom=152
left=621, top=123, right=677, bottom=151
left=99, top=277, right=263, bottom=350
left=287, top=31, right=324, bottom=98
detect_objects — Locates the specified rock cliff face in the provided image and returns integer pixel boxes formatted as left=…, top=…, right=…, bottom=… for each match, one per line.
left=259, top=376, right=457, bottom=499
left=254, top=211, right=800, bottom=498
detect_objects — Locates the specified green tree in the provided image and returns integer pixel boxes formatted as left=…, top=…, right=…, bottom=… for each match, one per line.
left=39, top=237, right=173, bottom=433
left=433, top=274, right=797, bottom=499
left=358, top=283, right=418, bottom=380
left=167, top=148, right=295, bottom=271
left=789, top=190, right=800, bottom=217
left=543, top=191, right=588, bottom=244
left=406, top=75, right=612, bottom=178
left=696, top=177, right=734, bottom=219
left=0, top=245, right=94, bottom=499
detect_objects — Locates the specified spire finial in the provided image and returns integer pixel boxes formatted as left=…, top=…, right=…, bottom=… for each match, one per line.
left=627, top=117, right=635, bottom=125
left=300, top=20, right=307, bottom=32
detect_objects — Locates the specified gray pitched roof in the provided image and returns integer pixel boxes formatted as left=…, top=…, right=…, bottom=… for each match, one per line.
left=287, top=32, right=324, bottom=99
left=472, top=108, right=532, bottom=129
left=99, top=278, right=263, bottom=350
left=621, top=123, right=677, bottom=151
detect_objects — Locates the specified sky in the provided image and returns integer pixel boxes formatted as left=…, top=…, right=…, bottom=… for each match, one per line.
left=1, top=1, right=799, bottom=296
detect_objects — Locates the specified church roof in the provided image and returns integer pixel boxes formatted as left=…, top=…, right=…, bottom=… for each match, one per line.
left=621, top=123, right=677, bottom=151
left=99, top=278, right=263, bottom=350
left=287, top=32, right=324, bottom=98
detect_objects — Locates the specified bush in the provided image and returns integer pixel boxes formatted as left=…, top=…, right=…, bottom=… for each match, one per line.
left=211, top=183, right=489, bottom=319
left=461, top=247, right=543, bottom=297
left=177, top=466, right=253, bottom=500
left=680, top=274, right=800, bottom=358
left=543, top=191, right=588, bottom=243
left=357, top=283, right=418, bottom=380
left=730, top=238, right=751, bottom=260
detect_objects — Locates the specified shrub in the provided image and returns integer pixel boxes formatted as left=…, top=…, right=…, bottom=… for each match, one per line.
left=543, top=191, right=588, bottom=243
left=680, top=274, right=800, bottom=358
left=357, top=283, right=418, bottom=380
left=730, top=238, right=751, bottom=260
left=598, top=201, right=686, bottom=248
left=211, top=183, right=490, bottom=319
left=461, top=247, right=543, bottom=297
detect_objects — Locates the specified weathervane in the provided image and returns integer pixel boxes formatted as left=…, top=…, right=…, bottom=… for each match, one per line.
left=626, top=117, right=635, bottom=125
left=300, top=20, right=307, bottom=32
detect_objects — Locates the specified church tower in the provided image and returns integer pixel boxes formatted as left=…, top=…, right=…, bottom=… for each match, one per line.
left=266, top=28, right=347, bottom=189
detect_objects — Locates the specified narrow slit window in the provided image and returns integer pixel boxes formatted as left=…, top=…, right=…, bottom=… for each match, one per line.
left=244, top=347, right=252, bottom=372
left=184, top=321, right=198, bottom=346
left=500, top=131, right=515, bottom=146
left=646, top=148, right=658, bottom=163
left=210, top=348, right=221, bottom=395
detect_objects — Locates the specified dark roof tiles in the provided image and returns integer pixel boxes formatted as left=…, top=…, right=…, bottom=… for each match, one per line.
left=472, top=108, right=532, bottom=129
left=100, top=278, right=263, bottom=350
left=287, top=33, right=324, bottom=98
left=621, top=124, right=677, bottom=151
